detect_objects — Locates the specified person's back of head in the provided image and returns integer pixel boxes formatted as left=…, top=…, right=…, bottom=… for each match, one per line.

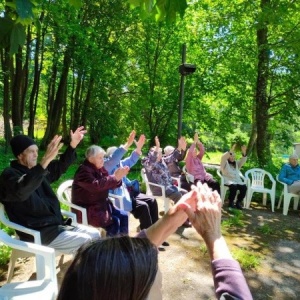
left=57, top=236, right=158, bottom=300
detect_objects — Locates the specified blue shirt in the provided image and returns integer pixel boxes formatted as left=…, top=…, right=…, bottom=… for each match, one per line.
left=278, top=163, right=300, bottom=185
left=107, top=150, right=140, bottom=211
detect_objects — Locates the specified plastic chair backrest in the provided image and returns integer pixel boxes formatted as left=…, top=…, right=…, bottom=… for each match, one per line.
left=249, top=170, right=266, bottom=188
left=141, top=168, right=154, bottom=196
left=57, top=179, right=88, bottom=226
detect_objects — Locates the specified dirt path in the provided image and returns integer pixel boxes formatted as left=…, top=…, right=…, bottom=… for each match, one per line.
left=1, top=203, right=300, bottom=299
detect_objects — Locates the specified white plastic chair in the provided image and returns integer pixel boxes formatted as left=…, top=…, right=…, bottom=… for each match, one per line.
left=0, top=203, right=75, bottom=283
left=57, top=180, right=125, bottom=222
left=244, top=168, right=276, bottom=212
left=216, top=169, right=247, bottom=205
left=0, top=227, right=58, bottom=300
left=276, top=175, right=299, bottom=215
left=141, top=168, right=173, bottom=213
left=57, top=179, right=88, bottom=225
left=182, top=165, right=195, bottom=184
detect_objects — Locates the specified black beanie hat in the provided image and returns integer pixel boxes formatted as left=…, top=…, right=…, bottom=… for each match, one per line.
left=10, top=135, right=37, bottom=157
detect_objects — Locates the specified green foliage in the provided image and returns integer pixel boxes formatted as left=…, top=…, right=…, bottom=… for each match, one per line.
left=199, top=243, right=208, bottom=255
left=257, top=224, right=274, bottom=235
left=128, top=0, right=188, bottom=23
left=0, top=244, right=11, bottom=266
left=222, top=210, right=244, bottom=228
left=232, top=247, right=261, bottom=270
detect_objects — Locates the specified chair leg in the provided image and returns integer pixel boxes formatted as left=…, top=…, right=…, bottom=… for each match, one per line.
left=277, top=192, right=283, bottom=209
left=283, top=196, right=292, bottom=216
left=262, top=193, right=267, bottom=206
left=246, top=191, right=253, bottom=208
left=270, top=194, right=275, bottom=212
left=293, top=197, right=299, bottom=210
left=6, top=250, right=18, bottom=283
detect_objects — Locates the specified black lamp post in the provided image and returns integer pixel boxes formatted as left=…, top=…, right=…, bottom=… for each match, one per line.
left=177, top=44, right=196, bottom=139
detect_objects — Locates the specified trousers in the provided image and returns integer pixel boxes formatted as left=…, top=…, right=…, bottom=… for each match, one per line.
left=48, top=224, right=100, bottom=254
left=132, top=193, right=159, bottom=229
left=105, top=206, right=129, bottom=237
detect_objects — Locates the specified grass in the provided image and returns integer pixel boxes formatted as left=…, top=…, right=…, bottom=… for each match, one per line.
left=257, top=224, right=274, bottom=235
left=222, top=209, right=245, bottom=228
left=232, top=247, right=261, bottom=270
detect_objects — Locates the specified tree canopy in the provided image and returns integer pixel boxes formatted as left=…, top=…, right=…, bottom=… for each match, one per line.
left=1, top=0, right=300, bottom=169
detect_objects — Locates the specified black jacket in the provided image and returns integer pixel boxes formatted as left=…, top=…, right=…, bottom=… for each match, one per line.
left=0, top=146, right=76, bottom=245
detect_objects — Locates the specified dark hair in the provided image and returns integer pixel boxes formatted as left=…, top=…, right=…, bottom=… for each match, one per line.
left=228, top=159, right=236, bottom=168
left=57, top=236, right=158, bottom=300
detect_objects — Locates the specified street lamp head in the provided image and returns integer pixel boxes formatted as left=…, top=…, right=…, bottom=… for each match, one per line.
left=179, top=63, right=196, bottom=75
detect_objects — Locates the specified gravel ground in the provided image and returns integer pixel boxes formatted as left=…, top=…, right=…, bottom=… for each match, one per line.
left=1, top=202, right=300, bottom=300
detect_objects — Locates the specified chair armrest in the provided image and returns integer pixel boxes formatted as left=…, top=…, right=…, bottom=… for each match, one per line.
left=239, top=172, right=246, bottom=183
left=0, top=229, right=57, bottom=285
left=59, top=199, right=88, bottom=226
left=61, top=209, right=78, bottom=226
left=0, top=203, right=42, bottom=244
left=108, top=193, right=124, bottom=210
left=147, top=182, right=166, bottom=198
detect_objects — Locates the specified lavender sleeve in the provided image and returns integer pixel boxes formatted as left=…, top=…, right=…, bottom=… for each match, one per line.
left=212, top=259, right=253, bottom=300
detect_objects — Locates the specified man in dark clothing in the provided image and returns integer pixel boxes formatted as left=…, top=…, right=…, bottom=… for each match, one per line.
left=0, top=127, right=100, bottom=254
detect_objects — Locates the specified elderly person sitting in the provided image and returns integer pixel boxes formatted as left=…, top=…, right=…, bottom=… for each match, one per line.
left=185, top=133, right=220, bottom=194
left=279, top=153, right=300, bottom=195
left=142, top=136, right=187, bottom=204
left=72, top=145, right=130, bottom=237
left=220, top=144, right=247, bottom=210
left=163, top=136, right=191, bottom=191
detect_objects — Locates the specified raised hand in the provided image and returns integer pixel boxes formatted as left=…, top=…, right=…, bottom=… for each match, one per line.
left=230, top=143, right=236, bottom=153
left=124, top=130, right=136, bottom=150
left=241, top=145, right=247, bottom=155
left=114, top=166, right=130, bottom=181
left=40, top=135, right=64, bottom=169
left=135, top=134, right=146, bottom=154
left=193, top=132, right=199, bottom=143
left=178, top=136, right=187, bottom=151
left=154, top=136, right=160, bottom=150
left=70, top=126, right=87, bottom=148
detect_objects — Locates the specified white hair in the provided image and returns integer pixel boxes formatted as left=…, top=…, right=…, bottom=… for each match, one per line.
left=106, top=146, right=118, bottom=157
left=164, top=146, right=175, bottom=156
left=289, top=153, right=299, bottom=159
left=85, top=145, right=106, bottom=159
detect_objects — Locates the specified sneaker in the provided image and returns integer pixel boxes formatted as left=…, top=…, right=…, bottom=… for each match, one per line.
left=235, top=203, right=243, bottom=210
left=162, top=241, right=170, bottom=247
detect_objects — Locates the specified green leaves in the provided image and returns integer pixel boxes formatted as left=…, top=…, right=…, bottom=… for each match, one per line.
left=68, top=0, right=82, bottom=9
left=128, top=0, right=188, bottom=23
left=10, top=23, right=26, bottom=54
left=15, top=0, right=35, bottom=20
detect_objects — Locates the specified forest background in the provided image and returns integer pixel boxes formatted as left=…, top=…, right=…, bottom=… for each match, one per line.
left=1, top=0, right=300, bottom=171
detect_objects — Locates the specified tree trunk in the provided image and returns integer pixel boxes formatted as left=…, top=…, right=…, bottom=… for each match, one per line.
left=41, top=47, right=72, bottom=148
left=11, top=47, right=24, bottom=135
left=255, top=0, right=271, bottom=168
left=1, top=48, right=13, bottom=150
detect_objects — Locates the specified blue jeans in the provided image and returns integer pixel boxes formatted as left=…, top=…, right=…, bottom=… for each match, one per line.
left=105, top=207, right=129, bottom=237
